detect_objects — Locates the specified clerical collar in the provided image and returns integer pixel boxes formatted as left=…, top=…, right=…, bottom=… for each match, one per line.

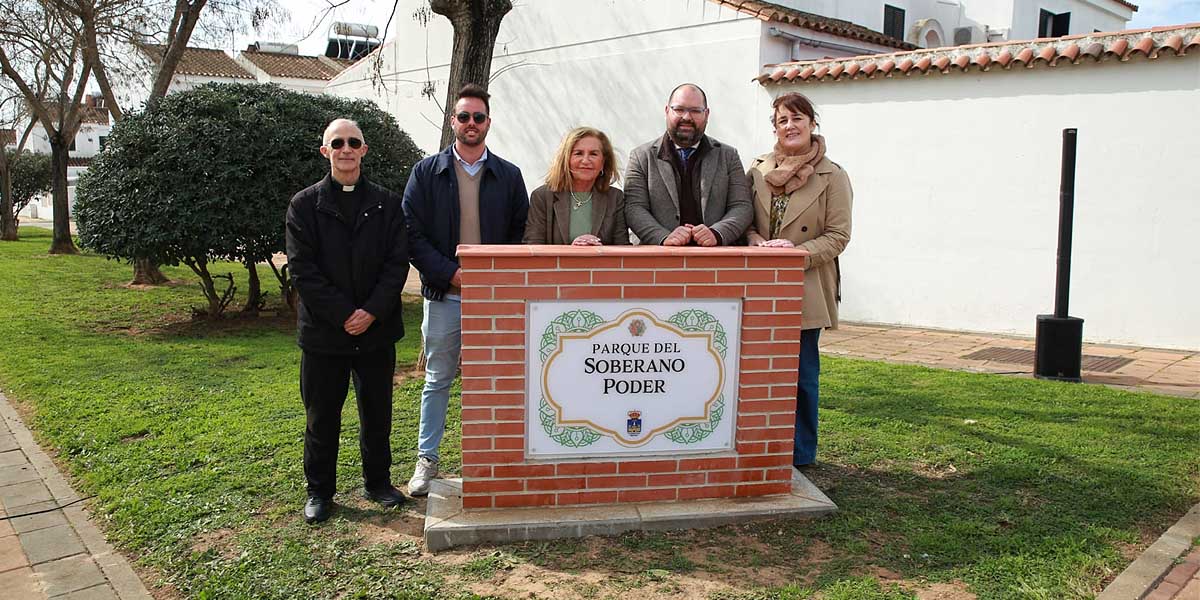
left=331, top=176, right=361, bottom=193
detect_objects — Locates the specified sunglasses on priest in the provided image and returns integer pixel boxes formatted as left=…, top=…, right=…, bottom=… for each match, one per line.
left=327, top=137, right=363, bottom=150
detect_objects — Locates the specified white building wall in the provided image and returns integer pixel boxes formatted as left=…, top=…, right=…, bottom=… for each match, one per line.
left=1010, top=0, right=1132, bottom=39
left=328, top=0, right=770, bottom=187
left=763, top=56, right=1200, bottom=350
left=771, top=0, right=1131, bottom=44
left=166, top=74, right=254, bottom=94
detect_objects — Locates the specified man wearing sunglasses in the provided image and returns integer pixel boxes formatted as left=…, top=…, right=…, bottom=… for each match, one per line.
left=285, top=118, right=411, bottom=523
left=624, top=83, right=752, bottom=246
left=402, top=84, right=529, bottom=497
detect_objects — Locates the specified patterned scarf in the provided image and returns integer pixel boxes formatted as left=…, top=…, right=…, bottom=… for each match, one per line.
left=765, top=134, right=826, bottom=196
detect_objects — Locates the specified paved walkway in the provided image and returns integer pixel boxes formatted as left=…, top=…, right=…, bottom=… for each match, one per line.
left=823, top=322, right=1199, bottom=399
left=0, top=393, right=149, bottom=600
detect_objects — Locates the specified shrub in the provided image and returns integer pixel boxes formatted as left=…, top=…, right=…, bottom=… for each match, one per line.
left=76, top=83, right=422, bottom=315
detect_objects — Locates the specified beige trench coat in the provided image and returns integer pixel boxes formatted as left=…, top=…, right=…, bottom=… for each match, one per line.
left=748, top=154, right=853, bottom=330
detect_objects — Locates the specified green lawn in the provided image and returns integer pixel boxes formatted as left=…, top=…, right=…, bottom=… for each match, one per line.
left=0, top=227, right=1196, bottom=600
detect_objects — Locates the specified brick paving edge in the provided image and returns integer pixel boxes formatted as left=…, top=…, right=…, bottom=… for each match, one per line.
left=0, top=392, right=152, bottom=600
left=1097, top=502, right=1200, bottom=600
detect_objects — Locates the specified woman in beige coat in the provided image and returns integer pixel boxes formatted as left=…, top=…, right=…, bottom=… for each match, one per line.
left=524, top=127, right=629, bottom=246
left=747, top=92, right=852, bottom=468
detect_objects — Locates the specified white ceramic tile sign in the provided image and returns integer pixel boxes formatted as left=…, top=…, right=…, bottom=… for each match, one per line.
left=526, top=300, right=741, bottom=458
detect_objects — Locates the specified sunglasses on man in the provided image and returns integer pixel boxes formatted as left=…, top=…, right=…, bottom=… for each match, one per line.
left=455, top=111, right=488, bottom=124
left=327, top=137, right=363, bottom=150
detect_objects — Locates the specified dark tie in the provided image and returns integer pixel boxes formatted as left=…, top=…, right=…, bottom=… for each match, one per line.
left=677, top=147, right=695, bottom=169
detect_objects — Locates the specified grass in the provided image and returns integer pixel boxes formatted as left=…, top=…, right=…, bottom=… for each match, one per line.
left=0, top=226, right=1197, bottom=599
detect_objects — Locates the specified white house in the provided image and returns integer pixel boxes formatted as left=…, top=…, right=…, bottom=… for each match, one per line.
left=326, top=0, right=913, bottom=161
left=326, top=0, right=1200, bottom=350
left=759, top=24, right=1200, bottom=350
left=17, top=92, right=111, bottom=220
left=786, top=0, right=1136, bottom=47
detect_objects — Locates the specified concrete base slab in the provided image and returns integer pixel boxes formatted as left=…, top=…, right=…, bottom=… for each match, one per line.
left=424, top=469, right=837, bottom=551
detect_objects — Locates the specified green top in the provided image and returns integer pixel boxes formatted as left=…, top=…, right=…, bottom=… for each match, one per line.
left=769, top=193, right=789, bottom=239
left=568, top=191, right=593, bottom=241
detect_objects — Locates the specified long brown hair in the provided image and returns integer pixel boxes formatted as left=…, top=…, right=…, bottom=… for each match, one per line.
left=545, top=127, right=619, bottom=193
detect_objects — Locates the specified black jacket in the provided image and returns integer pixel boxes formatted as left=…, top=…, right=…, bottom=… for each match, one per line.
left=402, top=145, right=529, bottom=300
left=285, top=174, right=409, bottom=355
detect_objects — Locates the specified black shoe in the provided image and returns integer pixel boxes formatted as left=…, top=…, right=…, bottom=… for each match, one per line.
left=364, top=484, right=407, bottom=508
left=793, top=462, right=815, bottom=471
left=304, top=496, right=333, bottom=524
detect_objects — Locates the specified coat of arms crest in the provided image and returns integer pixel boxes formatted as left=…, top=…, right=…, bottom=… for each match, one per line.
left=628, top=319, right=646, bottom=337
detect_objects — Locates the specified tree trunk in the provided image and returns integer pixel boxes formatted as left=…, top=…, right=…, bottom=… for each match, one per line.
left=242, top=260, right=262, bottom=313
left=0, top=159, right=16, bottom=241
left=185, top=257, right=222, bottom=316
left=131, top=258, right=168, bottom=284
left=431, top=0, right=514, bottom=149
left=47, top=140, right=78, bottom=254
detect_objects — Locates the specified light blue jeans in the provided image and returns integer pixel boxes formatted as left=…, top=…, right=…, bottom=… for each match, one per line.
left=418, top=295, right=462, bottom=461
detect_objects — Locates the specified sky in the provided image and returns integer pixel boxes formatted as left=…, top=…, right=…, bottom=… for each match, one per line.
left=233, top=0, right=1200, bottom=57
left=230, top=0, right=405, bottom=56
left=1126, top=0, right=1200, bottom=28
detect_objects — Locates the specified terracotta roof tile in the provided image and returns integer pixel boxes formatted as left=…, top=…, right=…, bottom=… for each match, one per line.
left=240, top=51, right=349, bottom=80
left=141, top=45, right=253, bottom=79
left=67, top=157, right=92, bottom=167
left=1, top=129, right=15, bottom=145
left=709, top=0, right=917, bottom=51
left=43, top=103, right=109, bottom=125
left=756, top=23, right=1199, bottom=85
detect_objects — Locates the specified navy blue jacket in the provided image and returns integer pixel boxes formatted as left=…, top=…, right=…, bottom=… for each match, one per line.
left=402, top=145, right=529, bottom=300
left=285, top=174, right=409, bottom=355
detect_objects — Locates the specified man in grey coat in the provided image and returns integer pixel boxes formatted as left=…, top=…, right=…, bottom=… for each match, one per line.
left=624, top=83, right=752, bottom=246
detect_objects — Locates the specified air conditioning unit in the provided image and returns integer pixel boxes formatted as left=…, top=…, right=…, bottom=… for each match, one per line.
left=953, top=26, right=986, bottom=45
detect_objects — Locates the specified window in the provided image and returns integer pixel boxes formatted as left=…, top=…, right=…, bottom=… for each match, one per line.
left=99, top=136, right=108, bottom=151
left=1039, top=9, right=1071, bottom=38
left=884, top=5, right=906, bottom=40
left=69, top=138, right=76, bottom=152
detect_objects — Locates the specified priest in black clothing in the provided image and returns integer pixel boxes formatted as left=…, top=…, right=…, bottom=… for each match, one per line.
left=285, top=118, right=410, bottom=523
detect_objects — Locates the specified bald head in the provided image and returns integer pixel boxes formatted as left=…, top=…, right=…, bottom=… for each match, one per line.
left=322, top=118, right=363, bottom=145
left=320, top=118, right=368, bottom=185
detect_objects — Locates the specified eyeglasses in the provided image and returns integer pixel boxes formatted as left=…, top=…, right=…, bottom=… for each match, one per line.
left=668, top=105, right=707, bottom=117
left=455, top=111, right=488, bottom=124
left=327, top=137, right=362, bottom=150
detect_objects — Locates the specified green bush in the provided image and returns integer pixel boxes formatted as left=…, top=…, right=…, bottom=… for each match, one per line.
left=3, top=150, right=52, bottom=229
left=75, top=83, right=422, bottom=315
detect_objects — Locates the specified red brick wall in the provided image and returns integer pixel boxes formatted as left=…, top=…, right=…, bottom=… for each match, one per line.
left=456, top=245, right=806, bottom=510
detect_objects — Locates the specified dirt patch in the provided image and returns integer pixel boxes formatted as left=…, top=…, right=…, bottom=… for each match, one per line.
left=151, top=312, right=295, bottom=337
left=190, top=528, right=237, bottom=559
left=119, top=280, right=191, bottom=291
left=914, top=580, right=977, bottom=600
left=357, top=512, right=427, bottom=544
left=394, top=366, right=425, bottom=385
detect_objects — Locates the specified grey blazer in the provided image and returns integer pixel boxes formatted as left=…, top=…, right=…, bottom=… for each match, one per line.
left=623, top=134, right=753, bottom=245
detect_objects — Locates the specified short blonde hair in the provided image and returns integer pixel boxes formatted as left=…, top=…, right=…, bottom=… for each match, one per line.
left=545, top=127, right=619, bottom=193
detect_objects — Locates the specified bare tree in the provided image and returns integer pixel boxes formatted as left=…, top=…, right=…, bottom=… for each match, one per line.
left=49, top=0, right=277, bottom=281
left=429, top=0, right=512, bottom=148
left=0, top=2, right=96, bottom=254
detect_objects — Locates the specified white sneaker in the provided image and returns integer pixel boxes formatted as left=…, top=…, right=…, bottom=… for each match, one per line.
left=408, top=456, right=439, bottom=497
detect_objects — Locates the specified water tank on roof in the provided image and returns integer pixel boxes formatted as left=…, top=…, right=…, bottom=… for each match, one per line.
left=334, top=22, right=379, bottom=39
left=252, top=41, right=299, bottom=54
left=326, top=21, right=380, bottom=61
